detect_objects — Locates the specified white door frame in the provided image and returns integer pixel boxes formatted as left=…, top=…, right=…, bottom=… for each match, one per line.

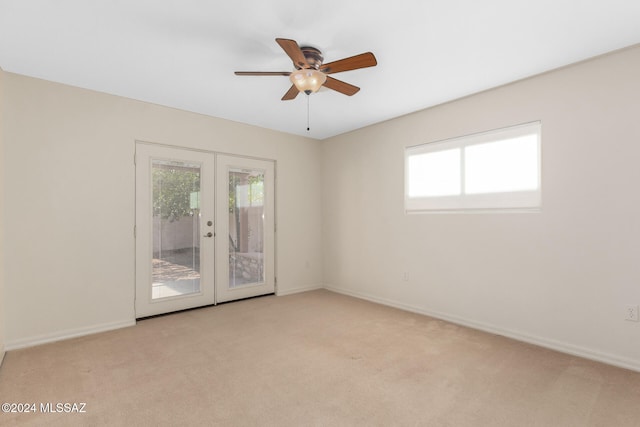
left=135, top=142, right=276, bottom=318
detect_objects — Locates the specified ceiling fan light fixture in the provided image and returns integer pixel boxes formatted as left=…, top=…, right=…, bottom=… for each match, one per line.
left=289, top=69, right=327, bottom=94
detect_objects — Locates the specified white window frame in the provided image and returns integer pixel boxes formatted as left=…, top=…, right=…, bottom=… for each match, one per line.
left=405, top=121, right=541, bottom=213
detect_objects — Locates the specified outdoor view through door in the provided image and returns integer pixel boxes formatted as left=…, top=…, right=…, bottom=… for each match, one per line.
left=228, top=168, right=265, bottom=288
left=152, top=160, right=201, bottom=299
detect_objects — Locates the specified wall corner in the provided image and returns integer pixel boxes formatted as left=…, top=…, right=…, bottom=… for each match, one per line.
left=0, top=66, right=6, bottom=365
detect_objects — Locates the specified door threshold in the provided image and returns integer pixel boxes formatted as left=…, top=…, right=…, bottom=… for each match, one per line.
left=136, top=292, right=275, bottom=321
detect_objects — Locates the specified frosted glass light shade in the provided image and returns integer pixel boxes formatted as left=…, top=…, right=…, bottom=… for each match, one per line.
left=289, top=69, right=327, bottom=94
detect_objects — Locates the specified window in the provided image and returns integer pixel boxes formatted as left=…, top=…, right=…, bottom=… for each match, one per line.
left=405, top=122, right=541, bottom=212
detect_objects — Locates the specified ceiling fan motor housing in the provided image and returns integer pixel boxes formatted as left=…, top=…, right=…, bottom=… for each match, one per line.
left=298, top=46, right=324, bottom=69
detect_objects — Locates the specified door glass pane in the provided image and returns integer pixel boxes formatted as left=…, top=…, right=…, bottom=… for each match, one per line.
left=152, top=160, right=201, bottom=299
left=228, top=168, right=265, bottom=288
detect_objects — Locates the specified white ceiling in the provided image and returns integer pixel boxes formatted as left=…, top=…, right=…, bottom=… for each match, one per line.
left=1, top=1, right=639, bottom=140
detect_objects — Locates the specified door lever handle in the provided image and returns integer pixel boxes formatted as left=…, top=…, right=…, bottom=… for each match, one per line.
left=204, top=232, right=213, bottom=238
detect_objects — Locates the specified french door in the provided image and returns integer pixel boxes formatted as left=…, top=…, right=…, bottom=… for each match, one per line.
left=215, top=155, right=275, bottom=303
left=135, top=143, right=275, bottom=318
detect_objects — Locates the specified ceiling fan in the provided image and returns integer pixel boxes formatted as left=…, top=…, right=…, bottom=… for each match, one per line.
left=235, top=38, right=377, bottom=101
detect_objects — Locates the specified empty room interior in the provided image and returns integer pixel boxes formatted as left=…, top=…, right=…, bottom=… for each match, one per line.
left=1, top=1, right=640, bottom=425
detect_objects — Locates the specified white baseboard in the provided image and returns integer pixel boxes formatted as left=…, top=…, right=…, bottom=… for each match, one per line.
left=5, top=319, right=136, bottom=351
left=4, top=286, right=321, bottom=351
left=325, top=285, right=640, bottom=373
left=276, top=283, right=323, bottom=296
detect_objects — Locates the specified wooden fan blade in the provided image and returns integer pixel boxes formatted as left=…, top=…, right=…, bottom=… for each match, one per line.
left=281, top=85, right=300, bottom=101
left=235, top=71, right=291, bottom=76
left=276, top=38, right=309, bottom=69
left=322, top=76, right=360, bottom=96
left=320, top=52, right=377, bottom=74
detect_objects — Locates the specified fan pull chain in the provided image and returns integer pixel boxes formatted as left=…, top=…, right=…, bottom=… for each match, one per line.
left=306, top=94, right=310, bottom=132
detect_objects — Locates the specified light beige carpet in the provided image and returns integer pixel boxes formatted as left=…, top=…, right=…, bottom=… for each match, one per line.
left=1, top=289, right=640, bottom=426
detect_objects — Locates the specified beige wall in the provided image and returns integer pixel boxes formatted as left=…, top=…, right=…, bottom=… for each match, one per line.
left=0, top=67, right=5, bottom=363
left=3, top=73, right=323, bottom=348
left=322, top=45, right=640, bottom=370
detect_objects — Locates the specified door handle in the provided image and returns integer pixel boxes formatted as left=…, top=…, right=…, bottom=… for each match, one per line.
left=204, top=232, right=213, bottom=238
